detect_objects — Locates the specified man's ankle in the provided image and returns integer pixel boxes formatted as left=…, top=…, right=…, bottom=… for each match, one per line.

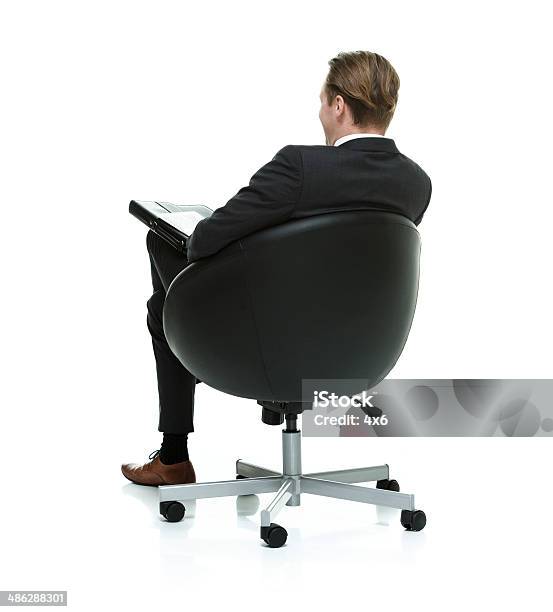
left=159, top=433, right=189, bottom=464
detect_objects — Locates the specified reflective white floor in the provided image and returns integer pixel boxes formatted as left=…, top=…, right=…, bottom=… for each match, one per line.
left=1, top=406, right=552, bottom=611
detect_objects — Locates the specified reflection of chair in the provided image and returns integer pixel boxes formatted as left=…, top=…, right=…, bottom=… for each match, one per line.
left=159, top=210, right=427, bottom=547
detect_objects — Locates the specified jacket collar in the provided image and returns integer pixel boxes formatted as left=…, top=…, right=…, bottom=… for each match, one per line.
left=336, top=136, right=399, bottom=154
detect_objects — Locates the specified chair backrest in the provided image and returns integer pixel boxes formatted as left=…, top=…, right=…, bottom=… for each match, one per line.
left=163, top=210, right=421, bottom=402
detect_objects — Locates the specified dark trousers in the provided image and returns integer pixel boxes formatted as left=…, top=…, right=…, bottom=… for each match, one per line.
left=146, top=230, right=197, bottom=434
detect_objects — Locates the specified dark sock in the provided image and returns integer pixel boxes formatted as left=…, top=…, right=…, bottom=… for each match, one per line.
left=159, top=433, right=189, bottom=464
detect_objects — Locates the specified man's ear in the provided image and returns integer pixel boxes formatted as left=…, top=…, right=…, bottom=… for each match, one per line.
left=334, top=94, right=346, bottom=114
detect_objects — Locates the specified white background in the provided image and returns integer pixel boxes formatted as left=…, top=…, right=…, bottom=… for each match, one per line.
left=1, top=1, right=552, bottom=610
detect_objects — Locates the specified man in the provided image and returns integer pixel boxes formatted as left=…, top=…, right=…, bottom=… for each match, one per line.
left=122, top=50, right=432, bottom=486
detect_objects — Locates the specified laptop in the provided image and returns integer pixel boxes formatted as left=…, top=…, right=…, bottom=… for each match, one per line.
left=129, top=200, right=214, bottom=252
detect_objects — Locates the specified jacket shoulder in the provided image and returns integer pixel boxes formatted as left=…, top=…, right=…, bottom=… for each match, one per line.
left=277, top=144, right=336, bottom=166
left=283, top=144, right=333, bottom=154
left=398, top=151, right=431, bottom=184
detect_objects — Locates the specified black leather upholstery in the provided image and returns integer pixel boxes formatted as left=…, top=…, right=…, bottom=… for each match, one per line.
left=163, top=210, right=421, bottom=402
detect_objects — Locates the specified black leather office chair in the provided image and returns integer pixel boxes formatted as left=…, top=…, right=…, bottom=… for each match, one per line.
left=158, top=210, right=427, bottom=547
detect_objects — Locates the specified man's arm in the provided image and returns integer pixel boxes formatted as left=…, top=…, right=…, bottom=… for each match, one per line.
left=187, top=145, right=303, bottom=262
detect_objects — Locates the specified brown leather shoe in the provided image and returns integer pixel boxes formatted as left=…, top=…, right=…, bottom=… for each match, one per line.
left=121, top=450, right=196, bottom=486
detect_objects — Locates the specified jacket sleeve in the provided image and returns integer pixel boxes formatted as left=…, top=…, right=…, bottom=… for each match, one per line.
left=187, top=145, right=303, bottom=262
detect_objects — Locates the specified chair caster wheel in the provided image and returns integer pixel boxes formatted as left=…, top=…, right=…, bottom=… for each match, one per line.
left=160, top=501, right=185, bottom=522
left=376, top=478, right=400, bottom=492
left=400, top=509, right=426, bottom=531
left=260, top=523, right=288, bottom=548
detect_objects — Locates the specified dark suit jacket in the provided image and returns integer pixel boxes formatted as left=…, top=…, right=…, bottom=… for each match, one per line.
left=187, top=137, right=432, bottom=262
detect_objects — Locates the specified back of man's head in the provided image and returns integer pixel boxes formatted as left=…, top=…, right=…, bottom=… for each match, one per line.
left=325, top=51, right=400, bottom=132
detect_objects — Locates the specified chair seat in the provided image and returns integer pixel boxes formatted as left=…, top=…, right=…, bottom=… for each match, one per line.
left=163, top=210, right=421, bottom=402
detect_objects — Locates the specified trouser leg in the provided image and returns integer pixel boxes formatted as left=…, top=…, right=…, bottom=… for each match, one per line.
left=145, top=230, right=197, bottom=434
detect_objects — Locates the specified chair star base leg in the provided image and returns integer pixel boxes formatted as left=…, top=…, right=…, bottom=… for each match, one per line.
left=157, top=423, right=426, bottom=546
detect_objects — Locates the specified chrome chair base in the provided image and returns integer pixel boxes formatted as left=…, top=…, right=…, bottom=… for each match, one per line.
left=158, top=424, right=426, bottom=546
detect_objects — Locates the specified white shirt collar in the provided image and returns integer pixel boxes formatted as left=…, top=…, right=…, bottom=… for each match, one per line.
left=334, top=133, right=391, bottom=147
